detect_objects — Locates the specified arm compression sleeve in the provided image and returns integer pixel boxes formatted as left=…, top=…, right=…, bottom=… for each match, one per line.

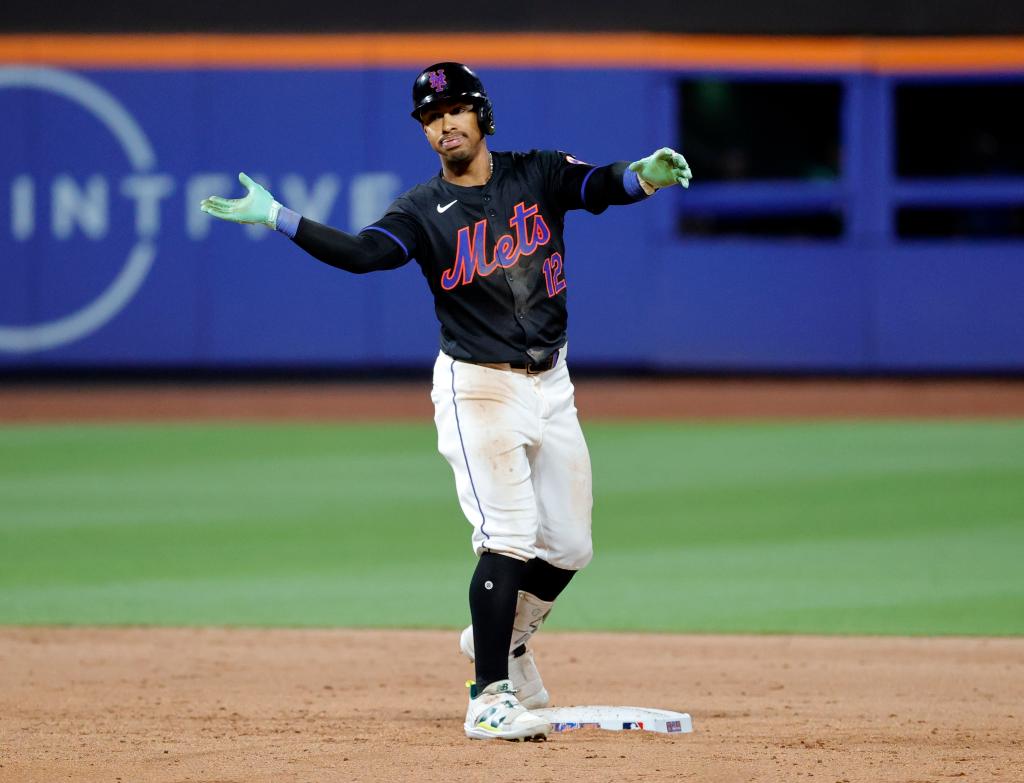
left=289, top=217, right=410, bottom=274
left=580, top=161, right=649, bottom=212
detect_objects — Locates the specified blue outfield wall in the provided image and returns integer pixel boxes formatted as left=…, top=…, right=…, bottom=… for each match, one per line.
left=1, top=66, right=1022, bottom=372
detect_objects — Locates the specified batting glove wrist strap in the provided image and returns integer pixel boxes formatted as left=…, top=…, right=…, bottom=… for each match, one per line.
left=266, top=200, right=282, bottom=230
left=636, top=175, right=659, bottom=196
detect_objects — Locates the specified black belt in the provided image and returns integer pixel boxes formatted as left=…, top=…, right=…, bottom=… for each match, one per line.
left=508, top=349, right=560, bottom=374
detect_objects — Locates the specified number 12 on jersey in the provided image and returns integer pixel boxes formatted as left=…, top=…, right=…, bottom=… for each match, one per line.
left=542, top=253, right=567, bottom=298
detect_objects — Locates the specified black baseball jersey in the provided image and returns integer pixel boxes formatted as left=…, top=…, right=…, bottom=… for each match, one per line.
left=290, top=150, right=646, bottom=363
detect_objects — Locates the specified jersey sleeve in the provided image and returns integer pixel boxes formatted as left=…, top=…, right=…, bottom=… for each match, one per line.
left=537, top=150, right=647, bottom=215
left=363, top=196, right=424, bottom=262
left=289, top=196, right=420, bottom=275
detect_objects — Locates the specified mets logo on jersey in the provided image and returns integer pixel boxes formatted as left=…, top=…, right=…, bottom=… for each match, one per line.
left=428, top=70, right=447, bottom=92
left=440, top=202, right=552, bottom=291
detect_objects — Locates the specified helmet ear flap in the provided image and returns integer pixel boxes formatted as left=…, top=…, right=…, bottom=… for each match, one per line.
left=477, top=99, right=496, bottom=135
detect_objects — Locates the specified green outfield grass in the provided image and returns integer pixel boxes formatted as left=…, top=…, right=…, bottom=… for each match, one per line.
left=1, top=420, right=1022, bottom=635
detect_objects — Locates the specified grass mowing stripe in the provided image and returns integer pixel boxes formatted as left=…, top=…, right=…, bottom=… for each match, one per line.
left=1, top=420, right=1021, bottom=634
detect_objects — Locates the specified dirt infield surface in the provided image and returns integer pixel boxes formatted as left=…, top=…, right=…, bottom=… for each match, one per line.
left=3, top=379, right=1022, bottom=781
left=1, top=628, right=1021, bottom=783
left=3, top=377, right=1024, bottom=422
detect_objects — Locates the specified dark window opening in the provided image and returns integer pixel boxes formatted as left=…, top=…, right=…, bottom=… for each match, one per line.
left=897, top=206, right=1024, bottom=238
left=679, top=79, right=842, bottom=181
left=680, top=212, right=844, bottom=239
left=895, top=81, right=1024, bottom=177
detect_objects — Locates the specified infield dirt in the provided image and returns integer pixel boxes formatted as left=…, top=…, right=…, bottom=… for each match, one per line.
left=4, top=377, right=1024, bottom=422
left=1, top=627, right=1021, bottom=783
left=2, top=379, right=1022, bottom=782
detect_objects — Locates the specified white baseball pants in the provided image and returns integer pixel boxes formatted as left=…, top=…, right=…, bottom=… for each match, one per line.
left=431, top=348, right=594, bottom=570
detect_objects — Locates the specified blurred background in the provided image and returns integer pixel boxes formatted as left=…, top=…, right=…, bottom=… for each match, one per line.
left=2, top=1, right=1023, bottom=375
left=1, top=3, right=1023, bottom=637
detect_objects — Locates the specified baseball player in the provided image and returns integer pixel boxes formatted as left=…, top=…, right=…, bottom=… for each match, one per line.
left=200, top=62, right=691, bottom=741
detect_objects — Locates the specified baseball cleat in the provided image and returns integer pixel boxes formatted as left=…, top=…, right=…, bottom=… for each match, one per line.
left=464, top=679, right=551, bottom=741
left=460, top=625, right=550, bottom=709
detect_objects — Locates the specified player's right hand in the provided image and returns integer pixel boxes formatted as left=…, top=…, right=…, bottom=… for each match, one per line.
left=200, top=172, right=281, bottom=228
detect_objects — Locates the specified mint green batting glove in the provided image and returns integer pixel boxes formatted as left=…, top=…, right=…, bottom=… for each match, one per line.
left=199, top=172, right=281, bottom=228
left=628, top=147, right=692, bottom=190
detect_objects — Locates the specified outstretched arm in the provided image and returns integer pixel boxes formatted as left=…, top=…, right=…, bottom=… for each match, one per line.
left=550, top=147, right=692, bottom=214
left=200, top=173, right=409, bottom=274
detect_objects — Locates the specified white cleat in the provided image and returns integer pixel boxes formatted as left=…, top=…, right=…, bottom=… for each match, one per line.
left=464, top=679, right=551, bottom=741
left=460, top=625, right=550, bottom=709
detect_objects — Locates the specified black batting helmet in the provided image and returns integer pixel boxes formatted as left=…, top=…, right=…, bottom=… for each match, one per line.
left=411, top=62, right=495, bottom=135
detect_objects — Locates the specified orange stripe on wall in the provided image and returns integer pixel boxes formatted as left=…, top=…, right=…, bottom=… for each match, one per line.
left=0, top=34, right=1022, bottom=71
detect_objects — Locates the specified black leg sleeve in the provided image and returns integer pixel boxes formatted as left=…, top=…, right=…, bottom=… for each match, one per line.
left=469, top=552, right=526, bottom=691
left=520, top=557, right=577, bottom=603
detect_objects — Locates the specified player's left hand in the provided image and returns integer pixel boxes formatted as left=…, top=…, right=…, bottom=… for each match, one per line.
left=629, top=147, right=692, bottom=189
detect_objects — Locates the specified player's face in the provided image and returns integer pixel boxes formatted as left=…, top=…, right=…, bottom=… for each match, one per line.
left=420, top=100, right=484, bottom=164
